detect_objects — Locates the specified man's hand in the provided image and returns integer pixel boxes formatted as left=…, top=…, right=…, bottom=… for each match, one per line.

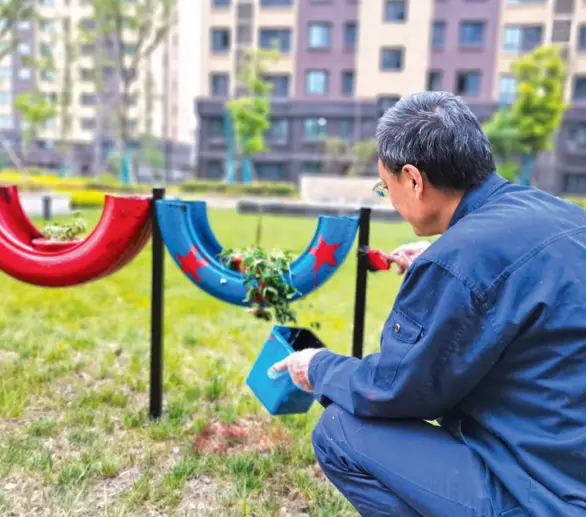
left=388, top=241, right=431, bottom=274
left=270, top=348, right=325, bottom=392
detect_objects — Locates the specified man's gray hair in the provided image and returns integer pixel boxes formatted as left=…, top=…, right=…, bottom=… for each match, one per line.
left=376, top=91, right=495, bottom=190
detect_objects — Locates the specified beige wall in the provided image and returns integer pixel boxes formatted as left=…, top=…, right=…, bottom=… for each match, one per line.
left=354, top=0, right=433, bottom=98
left=201, top=1, right=298, bottom=97
left=201, top=3, right=234, bottom=96
left=493, top=0, right=552, bottom=101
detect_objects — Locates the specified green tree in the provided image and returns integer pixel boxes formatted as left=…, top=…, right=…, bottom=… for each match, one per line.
left=482, top=109, right=521, bottom=182
left=225, top=47, right=280, bottom=181
left=83, top=0, right=177, bottom=182
left=509, top=45, right=568, bottom=185
left=0, top=1, right=36, bottom=61
left=15, top=91, right=57, bottom=162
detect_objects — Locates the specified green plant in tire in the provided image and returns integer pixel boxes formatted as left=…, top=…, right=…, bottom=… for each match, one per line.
left=42, top=212, right=88, bottom=241
left=220, top=246, right=300, bottom=324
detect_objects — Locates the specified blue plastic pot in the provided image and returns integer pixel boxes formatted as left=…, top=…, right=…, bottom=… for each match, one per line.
left=246, top=325, right=327, bottom=415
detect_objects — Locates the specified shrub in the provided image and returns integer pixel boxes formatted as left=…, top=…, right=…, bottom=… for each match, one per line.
left=70, top=190, right=105, bottom=209
left=179, top=180, right=297, bottom=198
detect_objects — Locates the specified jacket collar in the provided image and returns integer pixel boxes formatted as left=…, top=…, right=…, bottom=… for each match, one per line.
left=448, top=172, right=509, bottom=229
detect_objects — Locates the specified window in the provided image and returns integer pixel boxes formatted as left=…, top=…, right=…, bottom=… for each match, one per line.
left=345, top=22, right=357, bottom=49
left=259, top=29, right=291, bottom=52
left=41, top=20, right=56, bottom=31
left=498, top=74, right=517, bottom=104
left=308, top=23, right=331, bottom=49
left=80, top=68, right=94, bottom=81
left=564, top=174, right=586, bottom=195
left=213, top=0, right=231, bottom=6
left=211, top=29, right=230, bottom=53
left=340, top=119, right=353, bottom=139
left=18, top=68, right=31, bottom=80
left=427, top=71, right=442, bottom=91
left=44, top=92, right=58, bottom=103
left=341, top=71, right=354, bottom=96
left=0, top=91, right=13, bottom=104
left=305, top=70, right=328, bottom=94
left=578, top=25, right=586, bottom=51
left=0, top=67, right=10, bottom=79
left=39, top=0, right=54, bottom=5
left=503, top=25, right=543, bottom=53
left=304, top=118, right=327, bottom=140
left=82, top=43, right=95, bottom=55
left=302, top=162, right=323, bottom=174
left=265, top=119, right=288, bottom=142
left=81, top=118, right=96, bottom=130
left=208, top=117, right=224, bottom=139
left=260, top=0, right=292, bottom=6
left=40, top=43, right=52, bottom=57
left=432, top=22, right=445, bottom=49
left=264, top=74, right=289, bottom=97
left=18, top=42, right=31, bottom=54
left=380, top=48, right=403, bottom=70
left=44, top=118, right=57, bottom=129
left=41, top=69, right=56, bottom=81
left=81, top=93, right=96, bottom=105
left=460, top=21, right=485, bottom=47
left=377, top=96, right=400, bottom=116
left=256, top=162, right=288, bottom=181
left=206, top=160, right=224, bottom=180
left=0, top=115, right=11, bottom=129
left=552, top=19, right=571, bottom=43
left=572, top=76, right=586, bottom=101
left=210, top=74, right=229, bottom=96
left=384, top=1, right=407, bottom=22
left=122, top=68, right=136, bottom=81
left=17, top=20, right=31, bottom=30
left=456, top=71, right=480, bottom=96
left=102, top=66, right=115, bottom=79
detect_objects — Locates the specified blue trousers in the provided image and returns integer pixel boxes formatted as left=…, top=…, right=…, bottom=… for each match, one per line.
left=312, top=405, right=526, bottom=517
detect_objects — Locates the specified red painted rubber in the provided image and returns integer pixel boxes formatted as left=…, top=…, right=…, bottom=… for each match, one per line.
left=0, top=185, right=152, bottom=287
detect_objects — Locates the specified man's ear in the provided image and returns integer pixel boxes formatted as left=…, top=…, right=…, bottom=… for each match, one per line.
left=402, top=165, right=424, bottom=199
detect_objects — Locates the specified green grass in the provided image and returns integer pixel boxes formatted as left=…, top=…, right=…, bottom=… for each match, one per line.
left=0, top=207, right=419, bottom=516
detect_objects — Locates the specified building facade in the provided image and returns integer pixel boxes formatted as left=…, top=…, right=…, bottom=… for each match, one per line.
left=0, top=0, right=199, bottom=177
left=196, top=0, right=586, bottom=195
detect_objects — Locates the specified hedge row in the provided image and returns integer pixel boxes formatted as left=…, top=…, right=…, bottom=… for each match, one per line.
left=0, top=171, right=299, bottom=198
left=178, top=180, right=297, bottom=197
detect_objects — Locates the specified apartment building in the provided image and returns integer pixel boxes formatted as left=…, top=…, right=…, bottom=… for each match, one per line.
left=0, top=0, right=198, bottom=176
left=196, top=0, right=586, bottom=195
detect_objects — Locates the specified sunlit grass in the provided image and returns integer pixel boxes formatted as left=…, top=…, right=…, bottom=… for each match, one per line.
left=0, top=207, right=418, bottom=516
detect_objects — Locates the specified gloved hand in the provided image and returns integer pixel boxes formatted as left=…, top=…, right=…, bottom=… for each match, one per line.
left=388, top=241, right=431, bottom=274
left=268, top=348, right=326, bottom=392
left=366, top=241, right=431, bottom=274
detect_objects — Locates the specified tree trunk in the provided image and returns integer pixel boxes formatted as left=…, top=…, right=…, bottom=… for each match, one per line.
left=518, top=152, right=535, bottom=186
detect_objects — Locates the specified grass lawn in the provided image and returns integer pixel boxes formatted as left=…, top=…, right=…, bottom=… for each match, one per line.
left=0, top=208, right=420, bottom=517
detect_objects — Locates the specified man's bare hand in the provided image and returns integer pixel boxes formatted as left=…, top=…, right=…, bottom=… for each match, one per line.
left=270, top=348, right=325, bottom=392
left=388, top=241, right=431, bottom=274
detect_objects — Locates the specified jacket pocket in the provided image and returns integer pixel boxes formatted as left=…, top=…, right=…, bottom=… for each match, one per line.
left=385, top=308, right=424, bottom=344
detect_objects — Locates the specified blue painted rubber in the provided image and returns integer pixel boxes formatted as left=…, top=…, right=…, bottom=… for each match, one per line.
left=156, top=199, right=359, bottom=307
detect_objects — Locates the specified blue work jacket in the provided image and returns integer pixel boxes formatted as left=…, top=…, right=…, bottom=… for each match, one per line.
left=309, top=172, right=586, bottom=516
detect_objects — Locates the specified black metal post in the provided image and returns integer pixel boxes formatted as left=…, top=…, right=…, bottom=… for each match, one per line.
left=42, top=194, right=52, bottom=221
left=150, top=187, right=165, bottom=419
left=352, top=208, right=371, bottom=358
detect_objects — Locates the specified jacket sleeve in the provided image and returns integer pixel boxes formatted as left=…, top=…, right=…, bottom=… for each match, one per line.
left=308, top=259, right=506, bottom=420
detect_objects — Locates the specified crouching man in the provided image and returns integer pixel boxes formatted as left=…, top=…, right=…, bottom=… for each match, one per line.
left=272, top=91, right=586, bottom=516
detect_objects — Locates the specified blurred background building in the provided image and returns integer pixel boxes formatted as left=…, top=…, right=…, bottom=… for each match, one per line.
left=196, top=0, right=586, bottom=195
left=0, top=0, right=201, bottom=179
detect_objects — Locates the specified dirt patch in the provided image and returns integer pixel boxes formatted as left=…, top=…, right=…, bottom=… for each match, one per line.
left=193, top=420, right=292, bottom=455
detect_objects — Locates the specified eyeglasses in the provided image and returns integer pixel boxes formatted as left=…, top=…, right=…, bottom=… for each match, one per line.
left=372, top=180, right=388, bottom=198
